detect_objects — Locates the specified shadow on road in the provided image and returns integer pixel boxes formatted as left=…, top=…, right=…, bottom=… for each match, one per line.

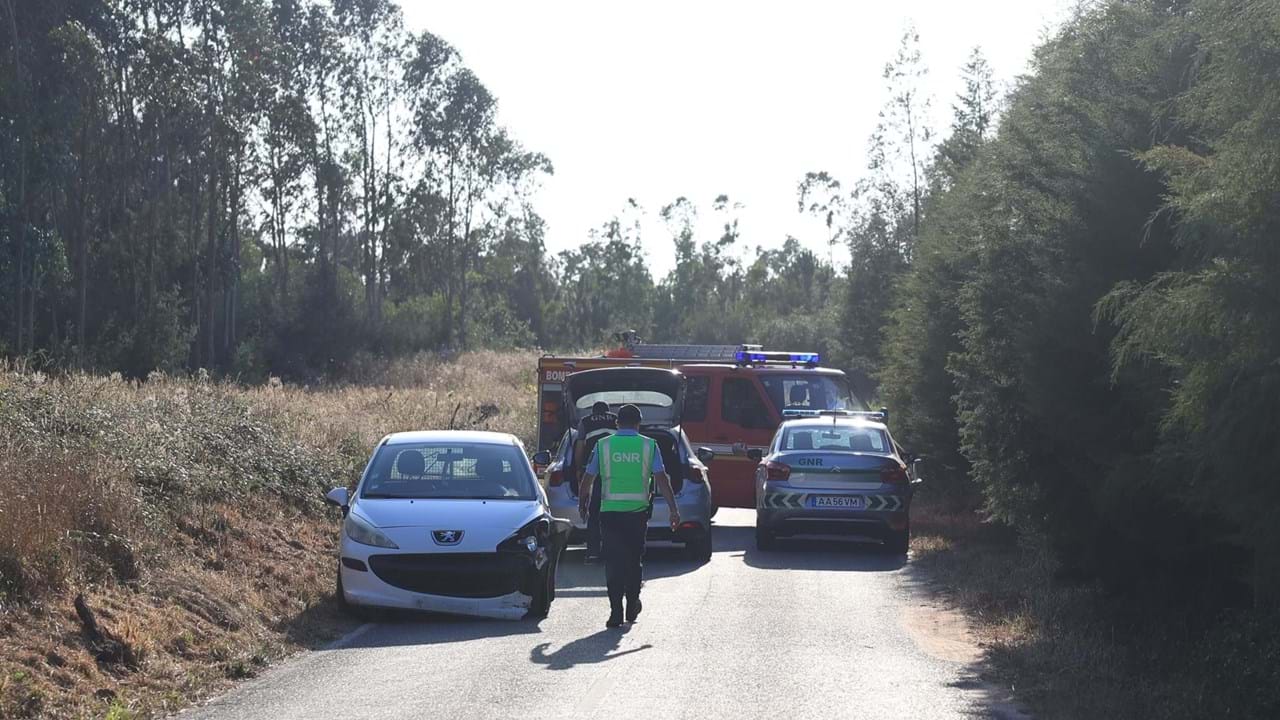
left=530, top=629, right=653, bottom=670
left=336, top=611, right=543, bottom=650
left=717, top=525, right=906, bottom=572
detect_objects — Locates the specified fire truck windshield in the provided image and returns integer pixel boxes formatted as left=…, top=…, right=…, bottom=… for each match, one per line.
left=759, top=375, right=866, bottom=415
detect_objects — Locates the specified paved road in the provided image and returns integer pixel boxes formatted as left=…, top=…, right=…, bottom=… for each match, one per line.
left=183, top=510, right=1024, bottom=720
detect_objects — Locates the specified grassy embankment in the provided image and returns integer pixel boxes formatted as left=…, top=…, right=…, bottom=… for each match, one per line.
left=0, top=352, right=537, bottom=719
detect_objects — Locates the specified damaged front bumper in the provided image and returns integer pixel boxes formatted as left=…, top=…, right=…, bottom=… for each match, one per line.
left=340, top=551, right=544, bottom=621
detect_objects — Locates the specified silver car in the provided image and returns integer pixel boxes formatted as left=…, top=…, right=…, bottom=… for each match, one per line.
left=752, top=412, right=922, bottom=553
left=535, top=367, right=716, bottom=562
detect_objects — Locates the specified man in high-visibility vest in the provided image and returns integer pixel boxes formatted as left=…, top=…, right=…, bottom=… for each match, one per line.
left=578, top=404, right=680, bottom=628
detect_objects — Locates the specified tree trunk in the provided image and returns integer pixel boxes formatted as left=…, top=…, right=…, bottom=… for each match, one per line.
left=6, top=0, right=29, bottom=354
left=226, top=151, right=242, bottom=359
left=206, top=153, right=219, bottom=370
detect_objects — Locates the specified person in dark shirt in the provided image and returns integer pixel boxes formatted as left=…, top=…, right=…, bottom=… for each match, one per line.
left=575, top=401, right=617, bottom=561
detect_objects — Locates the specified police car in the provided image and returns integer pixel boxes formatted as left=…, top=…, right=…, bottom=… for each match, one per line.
left=751, top=411, right=922, bottom=553
left=324, top=431, right=571, bottom=620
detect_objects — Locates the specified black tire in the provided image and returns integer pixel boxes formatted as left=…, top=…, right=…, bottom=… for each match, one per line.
left=687, top=531, right=713, bottom=563
left=885, top=527, right=910, bottom=555
left=755, top=520, right=777, bottom=551
left=548, top=546, right=561, bottom=602
left=527, top=555, right=556, bottom=619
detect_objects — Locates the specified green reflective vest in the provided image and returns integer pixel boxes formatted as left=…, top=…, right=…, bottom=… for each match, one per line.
left=598, top=434, right=656, bottom=513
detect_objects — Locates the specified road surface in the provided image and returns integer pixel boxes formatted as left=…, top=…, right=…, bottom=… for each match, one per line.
left=182, top=509, right=1025, bottom=720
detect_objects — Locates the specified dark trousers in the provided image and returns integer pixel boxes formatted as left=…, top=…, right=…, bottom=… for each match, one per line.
left=586, top=476, right=603, bottom=555
left=600, top=510, right=647, bottom=612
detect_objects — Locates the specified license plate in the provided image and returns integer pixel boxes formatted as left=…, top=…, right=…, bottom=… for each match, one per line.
left=811, top=495, right=864, bottom=509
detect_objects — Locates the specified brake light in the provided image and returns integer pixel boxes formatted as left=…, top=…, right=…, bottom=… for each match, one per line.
left=548, top=468, right=565, bottom=487
left=765, top=461, right=791, bottom=482
left=881, top=463, right=908, bottom=485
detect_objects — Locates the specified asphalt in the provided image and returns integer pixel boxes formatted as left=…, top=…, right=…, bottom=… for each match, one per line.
left=181, top=509, right=1026, bottom=720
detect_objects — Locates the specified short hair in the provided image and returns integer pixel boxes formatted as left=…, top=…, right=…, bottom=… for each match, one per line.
left=617, top=404, right=642, bottom=426
left=592, top=401, right=610, bottom=415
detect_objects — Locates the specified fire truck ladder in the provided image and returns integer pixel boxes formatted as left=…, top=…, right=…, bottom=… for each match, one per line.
left=625, top=344, right=761, bottom=362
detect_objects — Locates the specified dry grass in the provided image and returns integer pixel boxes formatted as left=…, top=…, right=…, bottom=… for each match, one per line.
left=908, top=498, right=1280, bottom=719
left=0, top=351, right=538, bottom=719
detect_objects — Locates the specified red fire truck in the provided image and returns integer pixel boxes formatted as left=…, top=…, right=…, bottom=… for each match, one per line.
left=536, top=343, right=871, bottom=508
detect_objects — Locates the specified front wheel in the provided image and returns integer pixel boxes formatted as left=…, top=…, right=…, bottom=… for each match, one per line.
left=527, top=555, right=557, bottom=619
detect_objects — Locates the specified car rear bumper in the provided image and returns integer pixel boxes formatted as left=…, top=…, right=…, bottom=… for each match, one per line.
left=757, top=482, right=910, bottom=538
left=548, top=483, right=712, bottom=544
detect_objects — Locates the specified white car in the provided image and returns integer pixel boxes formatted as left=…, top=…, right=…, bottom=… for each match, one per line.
left=324, top=430, right=571, bottom=620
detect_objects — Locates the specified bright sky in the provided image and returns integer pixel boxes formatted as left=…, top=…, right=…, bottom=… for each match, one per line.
left=403, top=1, right=1070, bottom=276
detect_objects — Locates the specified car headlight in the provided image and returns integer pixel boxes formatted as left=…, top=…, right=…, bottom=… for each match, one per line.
left=344, top=513, right=399, bottom=549
left=499, top=517, right=554, bottom=569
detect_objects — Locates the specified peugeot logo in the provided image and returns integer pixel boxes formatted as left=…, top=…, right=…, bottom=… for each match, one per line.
left=432, top=530, right=464, bottom=545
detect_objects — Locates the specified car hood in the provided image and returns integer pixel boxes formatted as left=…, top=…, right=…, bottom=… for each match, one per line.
left=565, top=367, right=685, bottom=427
left=353, top=498, right=541, bottom=530
left=351, top=499, right=544, bottom=553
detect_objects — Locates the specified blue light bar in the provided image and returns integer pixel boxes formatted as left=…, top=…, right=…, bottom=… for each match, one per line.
left=781, top=409, right=889, bottom=423
left=734, top=351, right=821, bottom=366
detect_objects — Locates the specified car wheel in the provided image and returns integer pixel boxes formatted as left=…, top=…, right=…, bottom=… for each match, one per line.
left=885, top=526, right=910, bottom=555
left=548, top=546, right=562, bottom=602
left=527, top=557, right=556, bottom=619
left=755, top=519, right=777, bottom=551
left=687, top=531, right=713, bottom=563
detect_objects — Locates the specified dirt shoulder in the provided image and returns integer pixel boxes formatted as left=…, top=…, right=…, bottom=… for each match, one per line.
left=906, top=500, right=1280, bottom=720
left=0, top=506, right=359, bottom=719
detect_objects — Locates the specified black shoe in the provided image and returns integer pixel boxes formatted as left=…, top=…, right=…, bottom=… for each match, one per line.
left=625, top=599, right=642, bottom=624
left=606, top=610, right=624, bottom=629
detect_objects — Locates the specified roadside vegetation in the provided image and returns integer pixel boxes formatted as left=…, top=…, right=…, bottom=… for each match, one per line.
left=911, top=498, right=1280, bottom=719
left=0, top=352, right=534, bottom=719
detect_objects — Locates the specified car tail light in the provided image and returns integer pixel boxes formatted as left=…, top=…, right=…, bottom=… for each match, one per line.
left=548, top=468, right=565, bottom=487
left=765, top=461, right=791, bottom=482
left=881, top=463, right=908, bottom=485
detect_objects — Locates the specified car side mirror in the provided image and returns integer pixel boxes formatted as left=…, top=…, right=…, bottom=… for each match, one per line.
left=532, top=450, right=552, bottom=466
left=696, top=447, right=716, bottom=465
left=746, top=448, right=763, bottom=462
left=324, top=487, right=349, bottom=511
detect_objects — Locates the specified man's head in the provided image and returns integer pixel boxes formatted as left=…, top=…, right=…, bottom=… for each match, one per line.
left=592, top=401, right=610, bottom=416
left=617, top=404, right=642, bottom=428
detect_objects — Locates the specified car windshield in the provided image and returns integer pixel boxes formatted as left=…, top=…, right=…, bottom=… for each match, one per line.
left=361, top=442, right=536, bottom=500
left=780, top=424, right=891, bottom=454
left=759, top=375, right=866, bottom=414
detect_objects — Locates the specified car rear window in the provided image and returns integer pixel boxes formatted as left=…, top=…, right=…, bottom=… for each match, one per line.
left=361, top=443, right=536, bottom=500
left=781, top=425, right=891, bottom=454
